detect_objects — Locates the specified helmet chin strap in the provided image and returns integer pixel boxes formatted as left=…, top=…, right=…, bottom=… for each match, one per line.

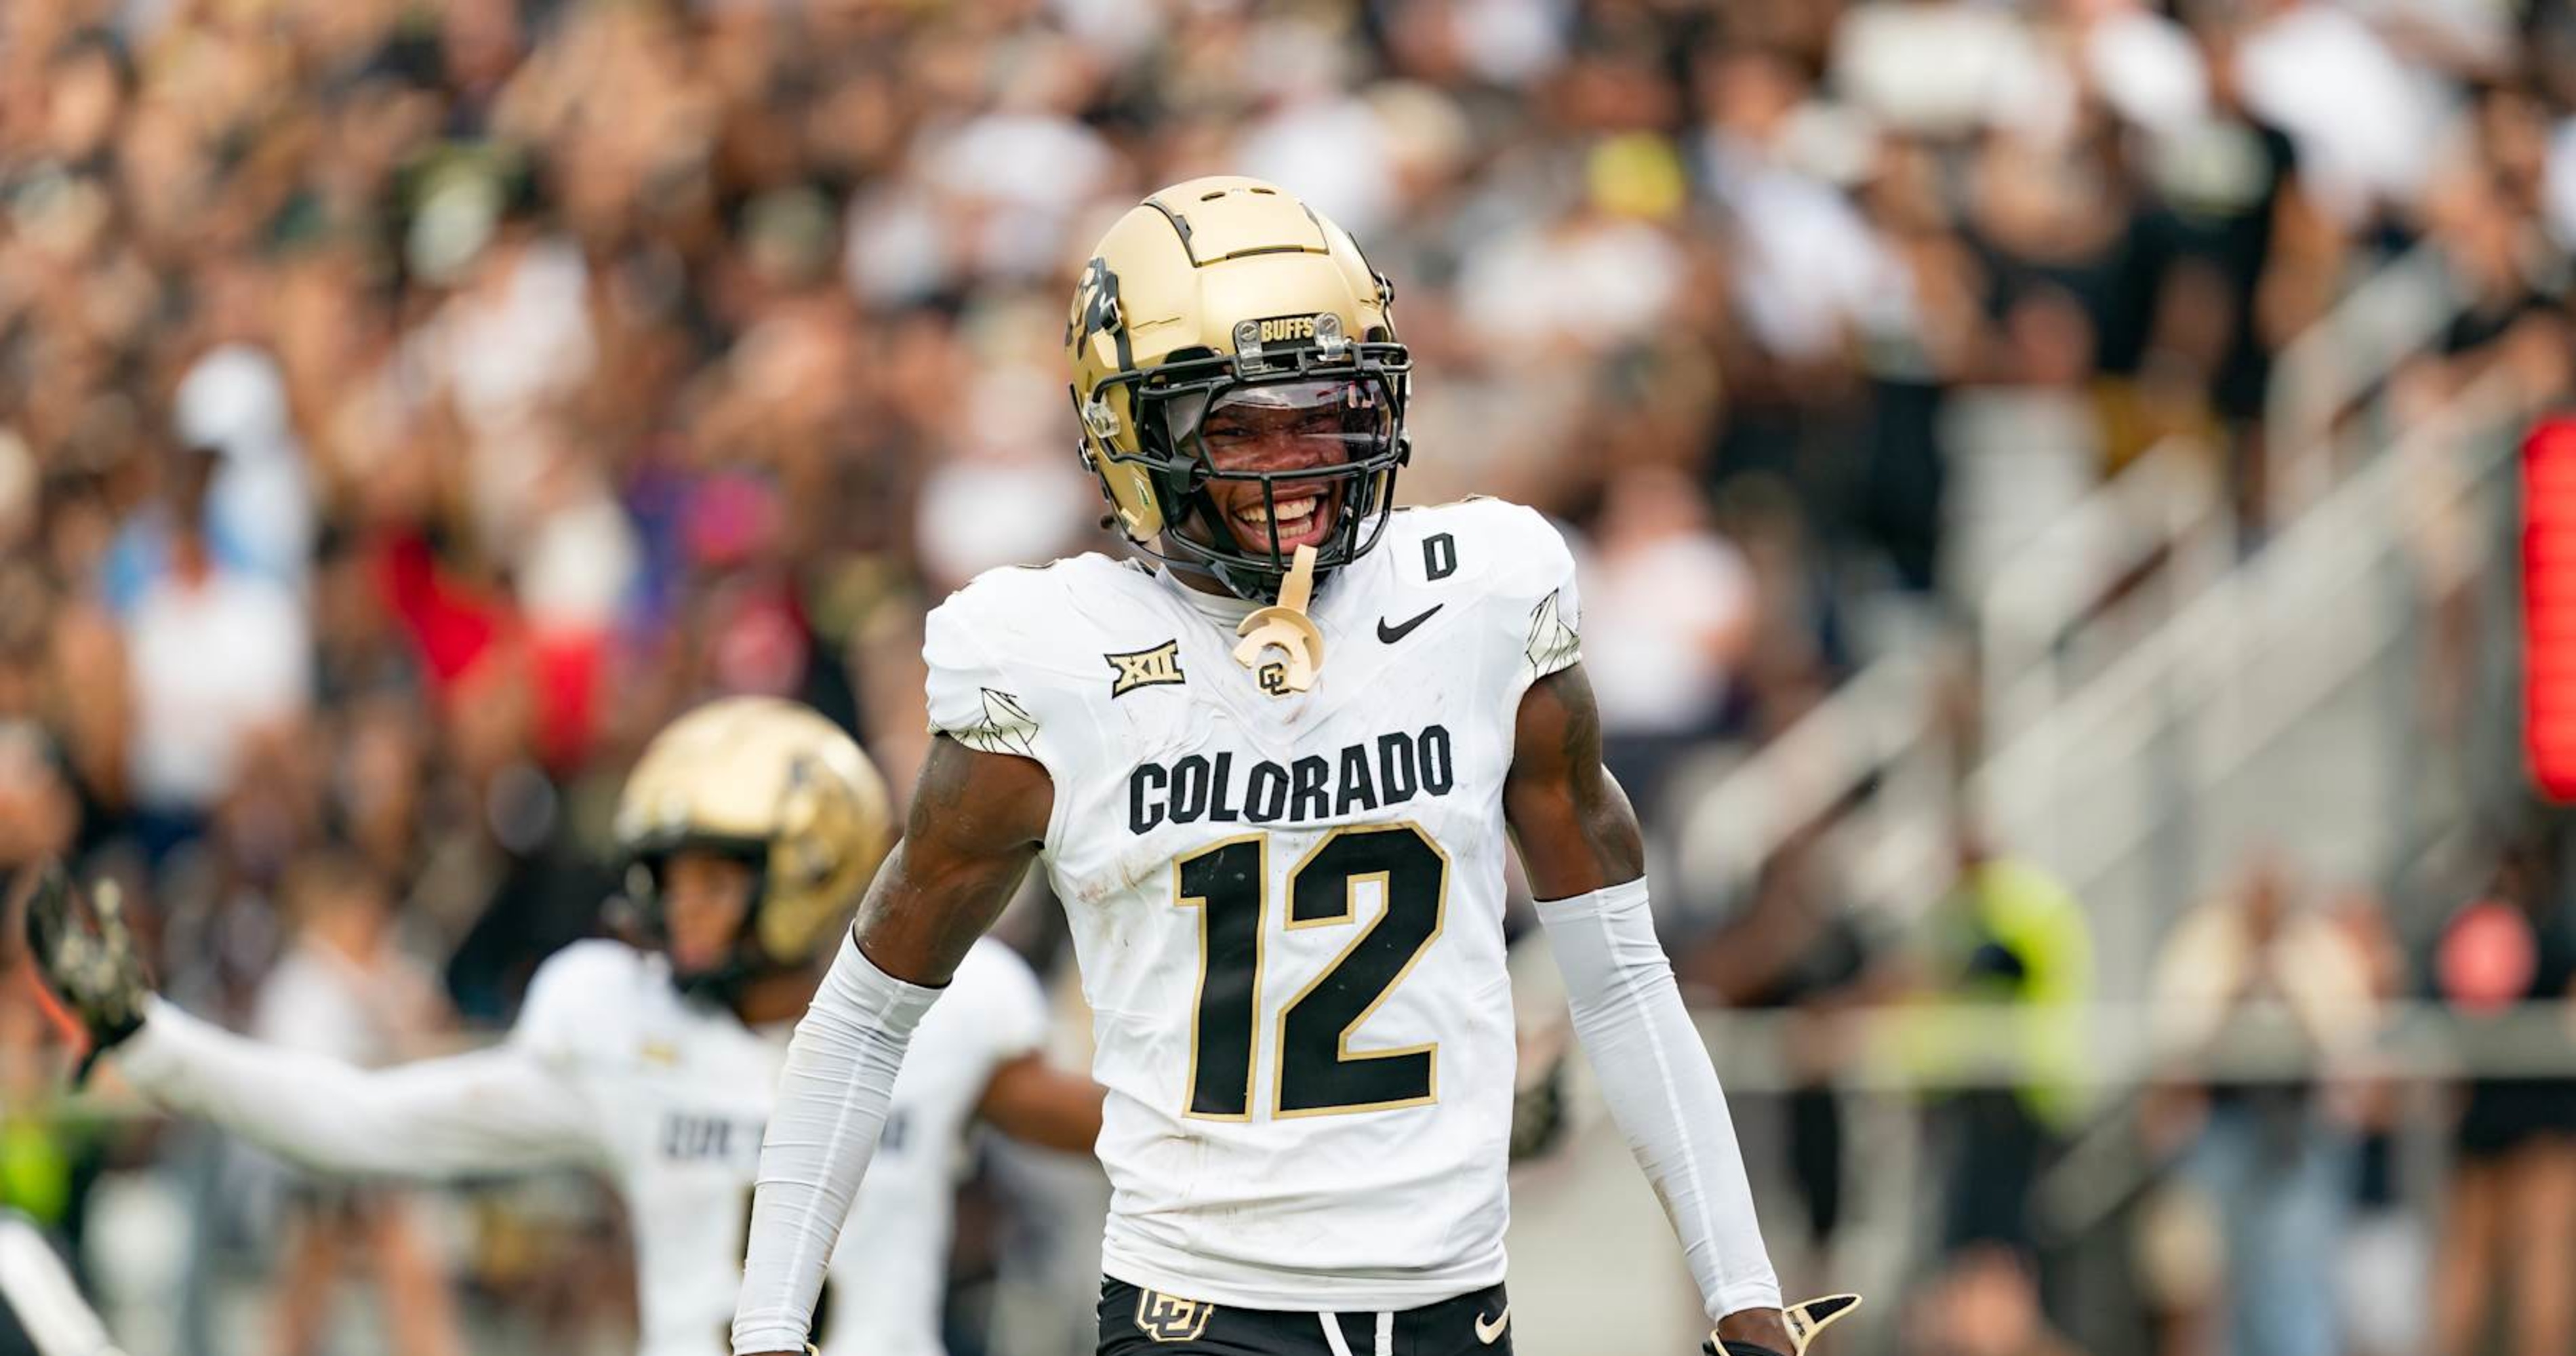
left=1156, top=546, right=1239, bottom=595
left=1160, top=492, right=1287, bottom=602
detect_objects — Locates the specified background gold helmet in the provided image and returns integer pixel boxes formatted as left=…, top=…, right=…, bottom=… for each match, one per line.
left=610, top=696, right=892, bottom=998
left=1068, top=176, right=1411, bottom=601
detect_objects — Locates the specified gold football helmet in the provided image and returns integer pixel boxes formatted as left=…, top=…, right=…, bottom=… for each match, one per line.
left=1068, top=176, right=1411, bottom=601
left=611, top=697, right=893, bottom=996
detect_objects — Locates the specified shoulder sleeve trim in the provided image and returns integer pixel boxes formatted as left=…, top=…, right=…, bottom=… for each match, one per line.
left=1525, top=587, right=1581, bottom=678
left=944, top=687, right=1042, bottom=759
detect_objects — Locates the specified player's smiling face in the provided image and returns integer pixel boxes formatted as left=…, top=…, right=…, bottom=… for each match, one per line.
left=1182, top=379, right=1375, bottom=557
left=662, top=850, right=758, bottom=976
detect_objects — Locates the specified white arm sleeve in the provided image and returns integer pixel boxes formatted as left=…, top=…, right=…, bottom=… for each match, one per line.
left=114, top=997, right=601, bottom=1180
left=1537, top=877, right=1782, bottom=1323
left=731, top=934, right=942, bottom=1356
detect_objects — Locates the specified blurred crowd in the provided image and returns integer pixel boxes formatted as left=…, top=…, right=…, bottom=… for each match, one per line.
left=5, top=0, right=2576, bottom=1353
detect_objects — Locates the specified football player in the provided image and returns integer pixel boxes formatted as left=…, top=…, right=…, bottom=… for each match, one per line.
left=22, top=696, right=1103, bottom=1356
left=731, top=178, right=1854, bottom=1356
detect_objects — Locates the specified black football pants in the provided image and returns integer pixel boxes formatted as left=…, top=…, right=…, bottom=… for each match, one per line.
left=1097, top=1278, right=1515, bottom=1356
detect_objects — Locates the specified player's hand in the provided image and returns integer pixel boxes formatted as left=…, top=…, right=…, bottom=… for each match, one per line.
left=19, top=862, right=153, bottom=1081
left=1506, top=1043, right=1568, bottom=1163
left=1702, top=1294, right=1861, bottom=1356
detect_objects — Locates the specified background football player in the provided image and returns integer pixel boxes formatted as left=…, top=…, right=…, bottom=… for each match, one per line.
left=733, top=179, right=1852, bottom=1356
left=21, top=695, right=1102, bottom=1356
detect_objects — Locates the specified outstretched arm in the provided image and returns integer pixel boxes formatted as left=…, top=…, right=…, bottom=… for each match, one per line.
left=20, top=866, right=598, bottom=1181
left=733, top=734, right=1052, bottom=1356
left=1504, top=664, right=1793, bottom=1353
left=115, top=1003, right=599, bottom=1178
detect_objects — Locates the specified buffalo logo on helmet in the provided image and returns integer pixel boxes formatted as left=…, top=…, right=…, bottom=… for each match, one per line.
left=1068, top=256, right=1123, bottom=344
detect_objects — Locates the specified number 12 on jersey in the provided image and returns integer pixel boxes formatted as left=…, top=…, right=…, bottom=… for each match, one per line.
left=1175, top=823, right=1449, bottom=1119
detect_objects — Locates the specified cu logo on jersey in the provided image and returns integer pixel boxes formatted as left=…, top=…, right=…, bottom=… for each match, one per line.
left=1257, top=660, right=1290, bottom=696
left=1134, top=1290, right=1216, bottom=1344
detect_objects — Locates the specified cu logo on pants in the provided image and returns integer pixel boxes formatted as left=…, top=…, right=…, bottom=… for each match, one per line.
left=1135, top=1290, right=1215, bottom=1344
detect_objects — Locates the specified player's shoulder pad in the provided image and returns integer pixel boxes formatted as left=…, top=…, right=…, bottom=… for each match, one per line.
left=932, top=553, right=1102, bottom=622
left=1390, top=496, right=1575, bottom=596
left=923, top=554, right=1147, bottom=761
left=1390, top=497, right=1582, bottom=679
left=512, top=939, right=656, bottom=1057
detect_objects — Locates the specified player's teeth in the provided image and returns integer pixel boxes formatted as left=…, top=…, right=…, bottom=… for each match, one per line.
left=1243, top=499, right=1318, bottom=528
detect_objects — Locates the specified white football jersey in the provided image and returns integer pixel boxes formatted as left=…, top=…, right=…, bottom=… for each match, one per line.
left=512, top=938, right=1047, bottom=1356
left=921, top=498, right=1582, bottom=1313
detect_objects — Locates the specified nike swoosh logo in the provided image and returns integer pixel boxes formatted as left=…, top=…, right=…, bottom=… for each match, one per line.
left=1475, top=1305, right=1510, bottom=1344
left=1377, top=605, right=1443, bottom=643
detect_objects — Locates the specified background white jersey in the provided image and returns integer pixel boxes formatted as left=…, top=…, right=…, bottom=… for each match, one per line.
left=120, top=936, right=1048, bottom=1356
left=922, top=498, right=1582, bottom=1313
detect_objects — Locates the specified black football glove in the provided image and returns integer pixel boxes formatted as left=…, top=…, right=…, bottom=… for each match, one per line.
left=20, top=863, right=153, bottom=1082
left=1703, top=1293, right=1862, bottom=1356
left=1506, top=1043, right=1569, bottom=1163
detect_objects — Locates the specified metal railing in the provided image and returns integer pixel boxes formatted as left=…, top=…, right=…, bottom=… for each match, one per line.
left=1671, top=431, right=2232, bottom=923
left=1967, top=373, right=2522, bottom=985
left=1671, top=645, right=1945, bottom=917
left=1976, top=438, right=2230, bottom=745
left=1670, top=241, right=2478, bottom=932
left=2266, top=241, right=2463, bottom=519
